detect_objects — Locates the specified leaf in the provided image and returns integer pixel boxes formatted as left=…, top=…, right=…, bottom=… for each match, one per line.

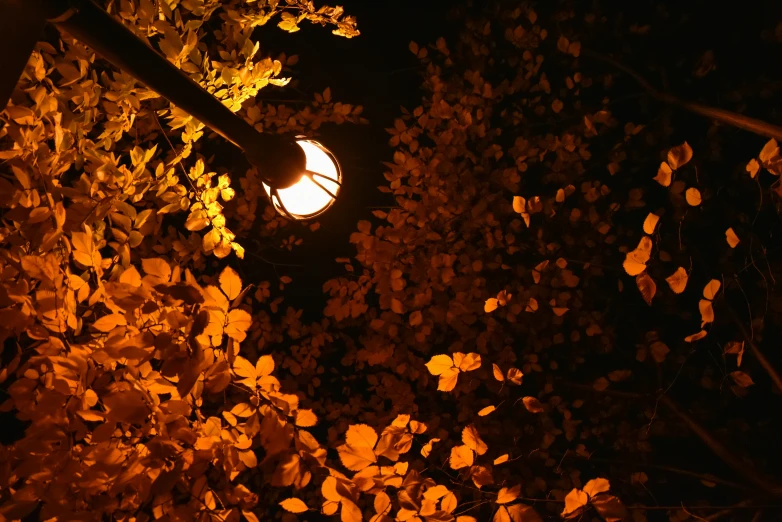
left=591, top=495, right=628, bottom=522
left=141, top=258, right=171, bottom=281
left=409, top=310, right=423, bottom=326
left=338, top=424, right=378, bottom=471
left=667, top=142, right=693, bottom=170
left=225, top=309, right=252, bottom=342
left=759, top=139, right=779, bottom=163
left=685, top=330, right=708, bottom=342
left=493, top=454, right=509, bottom=465
left=438, top=367, right=460, bottom=392
left=492, top=364, right=505, bottom=382
left=726, top=228, right=740, bottom=248
left=421, top=437, right=440, bottom=458
left=583, top=478, right=611, bottom=497
left=496, top=485, right=520, bottom=504
left=478, top=405, right=496, bottom=416
left=561, top=489, right=588, bottom=518
left=92, top=313, right=127, bottom=332
left=685, top=187, right=702, bottom=206
left=699, top=299, right=715, bottom=326
left=642, top=213, right=660, bottom=234
left=279, top=498, right=308, bottom=514
left=462, top=425, right=488, bottom=455
left=219, top=266, right=242, bottom=300
left=665, top=267, right=688, bottom=294
left=426, top=354, right=454, bottom=376
left=654, top=162, right=672, bottom=186
left=512, top=196, right=526, bottom=213
left=449, top=444, right=474, bottom=469
left=522, top=396, right=544, bottom=413
left=484, top=298, right=499, bottom=313
left=746, top=158, right=760, bottom=178
left=506, top=367, right=523, bottom=385
left=507, top=504, right=543, bottom=522
left=725, top=341, right=745, bottom=367
left=635, top=273, right=656, bottom=305
left=593, top=377, right=609, bottom=391
left=703, top=279, right=721, bottom=300
left=295, top=409, right=317, bottom=427
left=374, top=491, right=391, bottom=516
left=256, top=355, right=274, bottom=377
left=457, top=352, right=481, bottom=371
left=730, top=371, right=754, bottom=387
left=650, top=341, right=670, bottom=363
left=623, top=237, right=652, bottom=276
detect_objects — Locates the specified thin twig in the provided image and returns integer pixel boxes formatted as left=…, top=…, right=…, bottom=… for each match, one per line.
left=724, top=302, right=782, bottom=392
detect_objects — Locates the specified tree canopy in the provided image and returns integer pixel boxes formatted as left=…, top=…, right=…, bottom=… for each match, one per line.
left=2, top=1, right=782, bottom=522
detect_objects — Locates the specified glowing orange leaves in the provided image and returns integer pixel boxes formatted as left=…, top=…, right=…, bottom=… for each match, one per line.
left=425, top=352, right=482, bottom=392
left=623, top=237, right=652, bottom=276
left=665, top=267, right=689, bottom=294
left=654, top=141, right=692, bottom=186
left=337, top=424, right=379, bottom=471
left=562, top=478, right=612, bottom=518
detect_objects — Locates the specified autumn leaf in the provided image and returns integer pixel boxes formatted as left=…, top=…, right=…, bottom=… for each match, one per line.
left=522, top=396, right=544, bottom=413
left=492, top=364, right=505, bottom=382
left=561, top=488, right=588, bottom=518
left=485, top=298, right=499, bottom=313
left=636, top=273, right=656, bottom=305
left=643, top=213, right=660, bottom=234
left=478, top=405, right=496, bottom=416
left=654, top=162, right=673, bottom=186
left=726, top=228, right=740, bottom=248
left=295, top=409, right=317, bottom=427
left=685, top=187, right=702, bottom=206
left=667, top=142, right=693, bottom=170
left=699, top=299, right=715, bottom=326
left=666, top=267, right=688, bottom=294
left=506, top=367, right=523, bottom=385
left=338, top=424, right=378, bottom=471
left=449, top=444, right=474, bottom=469
left=426, top=354, right=454, bottom=375
left=455, top=352, right=481, bottom=371
left=583, top=478, right=611, bottom=497
left=421, top=437, right=440, bottom=458
left=730, top=371, right=754, bottom=387
left=725, top=341, right=745, bottom=366
left=462, top=425, right=488, bottom=455
left=141, top=258, right=171, bottom=281
left=437, top=367, right=460, bottom=392
left=703, top=279, right=721, bottom=300
left=746, top=158, right=760, bottom=178
left=280, top=498, right=308, bottom=513
left=685, top=330, right=708, bottom=342
left=225, top=308, right=252, bottom=342
left=219, top=266, right=242, bottom=300
left=623, top=236, right=652, bottom=276
left=493, top=454, right=509, bottom=465
left=92, top=313, right=127, bottom=332
left=496, top=485, right=520, bottom=504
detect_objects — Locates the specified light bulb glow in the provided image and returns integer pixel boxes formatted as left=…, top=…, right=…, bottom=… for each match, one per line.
left=263, top=139, right=341, bottom=219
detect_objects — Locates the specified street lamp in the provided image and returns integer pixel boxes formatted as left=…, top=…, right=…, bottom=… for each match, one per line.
left=0, top=0, right=341, bottom=219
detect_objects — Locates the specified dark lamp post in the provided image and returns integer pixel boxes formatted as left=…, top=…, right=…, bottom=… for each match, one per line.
left=0, top=0, right=342, bottom=218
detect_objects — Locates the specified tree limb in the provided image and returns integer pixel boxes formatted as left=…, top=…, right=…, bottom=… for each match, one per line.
left=582, top=48, right=782, bottom=142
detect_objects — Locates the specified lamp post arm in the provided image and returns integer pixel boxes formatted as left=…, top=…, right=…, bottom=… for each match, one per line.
left=2, top=0, right=306, bottom=189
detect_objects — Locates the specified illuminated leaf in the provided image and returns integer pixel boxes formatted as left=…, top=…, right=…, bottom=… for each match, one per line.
left=426, top=354, right=454, bottom=376
left=583, top=478, right=611, bottom=497
left=449, top=444, right=474, bottom=469
left=478, top=405, right=496, bottom=416
left=374, top=491, right=391, bottom=516
left=685, top=330, right=708, bottom=342
left=699, top=299, right=715, bottom=326
left=493, top=454, right=509, bottom=465
left=561, top=489, right=588, bottom=517
left=438, top=367, right=460, bottom=392
left=636, top=273, right=656, bottom=305
left=92, top=313, right=127, bottom=332
left=759, top=139, right=779, bottom=163
left=225, top=309, right=252, bottom=342
left=725, top=341, right=745, bottom=366
left=506, top=367, right=523, bottom=385
left=141, top=258, right=171, bottom=281
left=457, top=352, right=481, bottom=371
left=654, top=162, right=672, bottom=186
left=219, top=266, right=242, bottom=300
left=485, top=298, right=499, bottom=313
left=746, top=158, right=760, bottom=178
left=665, top=267, right=688, bottom=294
left=667, top=142, right=693, bottom=170
left=522, top=396, right=544, bottom=413
left=642, top=213, right=660, bottom=234
left=512, top=196, right=526, bottom=213
left=462, top=425, right=488, bottom=455
left=338, top=424, right=378, bottom=471
left=703, top=279, right=721, bottom=300
left=492, top=364, right=505, bottom=382
left=421, top=437, right=440, bottom=458
left=685, top=187, right=702, bottom=206
left=726, top=228, right=740, bottom=248
left=280, top=498, right=308, bottom=514
left=623, top=237, right=652, bottom=276
left=496, top=485, right=520, bottom=504
left=295, top=409, right=317, bottom=427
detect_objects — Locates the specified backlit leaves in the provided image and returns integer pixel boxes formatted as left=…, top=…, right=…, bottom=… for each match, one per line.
left=666, top=267, right=689, bottom=294
left=636, top=273, right=656, bottom=305
left=726, top=228, right=740, bottom=248
left=338, top=424, right=378, bottom=471
left=280, top=498, right=309, bottom=513
left=623, top=237, right=652, bottom=276
left=685, top=187, right=702, bottom=206
left=425, top=352, right=482, bottom=391
left=667, top=142, right=693, bottom=170
left=449, top=445, right=475, bottom=469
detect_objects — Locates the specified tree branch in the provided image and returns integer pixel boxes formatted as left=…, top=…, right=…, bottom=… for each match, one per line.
left=582, top=48, right=782, bottom=142
left=723, top=302, right=782, bottom=393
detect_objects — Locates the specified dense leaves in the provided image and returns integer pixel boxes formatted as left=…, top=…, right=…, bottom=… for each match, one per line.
left=2, top=0, right=782, bottom=521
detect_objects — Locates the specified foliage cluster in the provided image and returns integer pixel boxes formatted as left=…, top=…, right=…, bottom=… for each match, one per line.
left=2, top=1, right=782, bottom=522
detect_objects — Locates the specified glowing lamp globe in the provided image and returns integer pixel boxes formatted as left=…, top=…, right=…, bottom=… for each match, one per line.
left=262, top=139, right=342, bottom=220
